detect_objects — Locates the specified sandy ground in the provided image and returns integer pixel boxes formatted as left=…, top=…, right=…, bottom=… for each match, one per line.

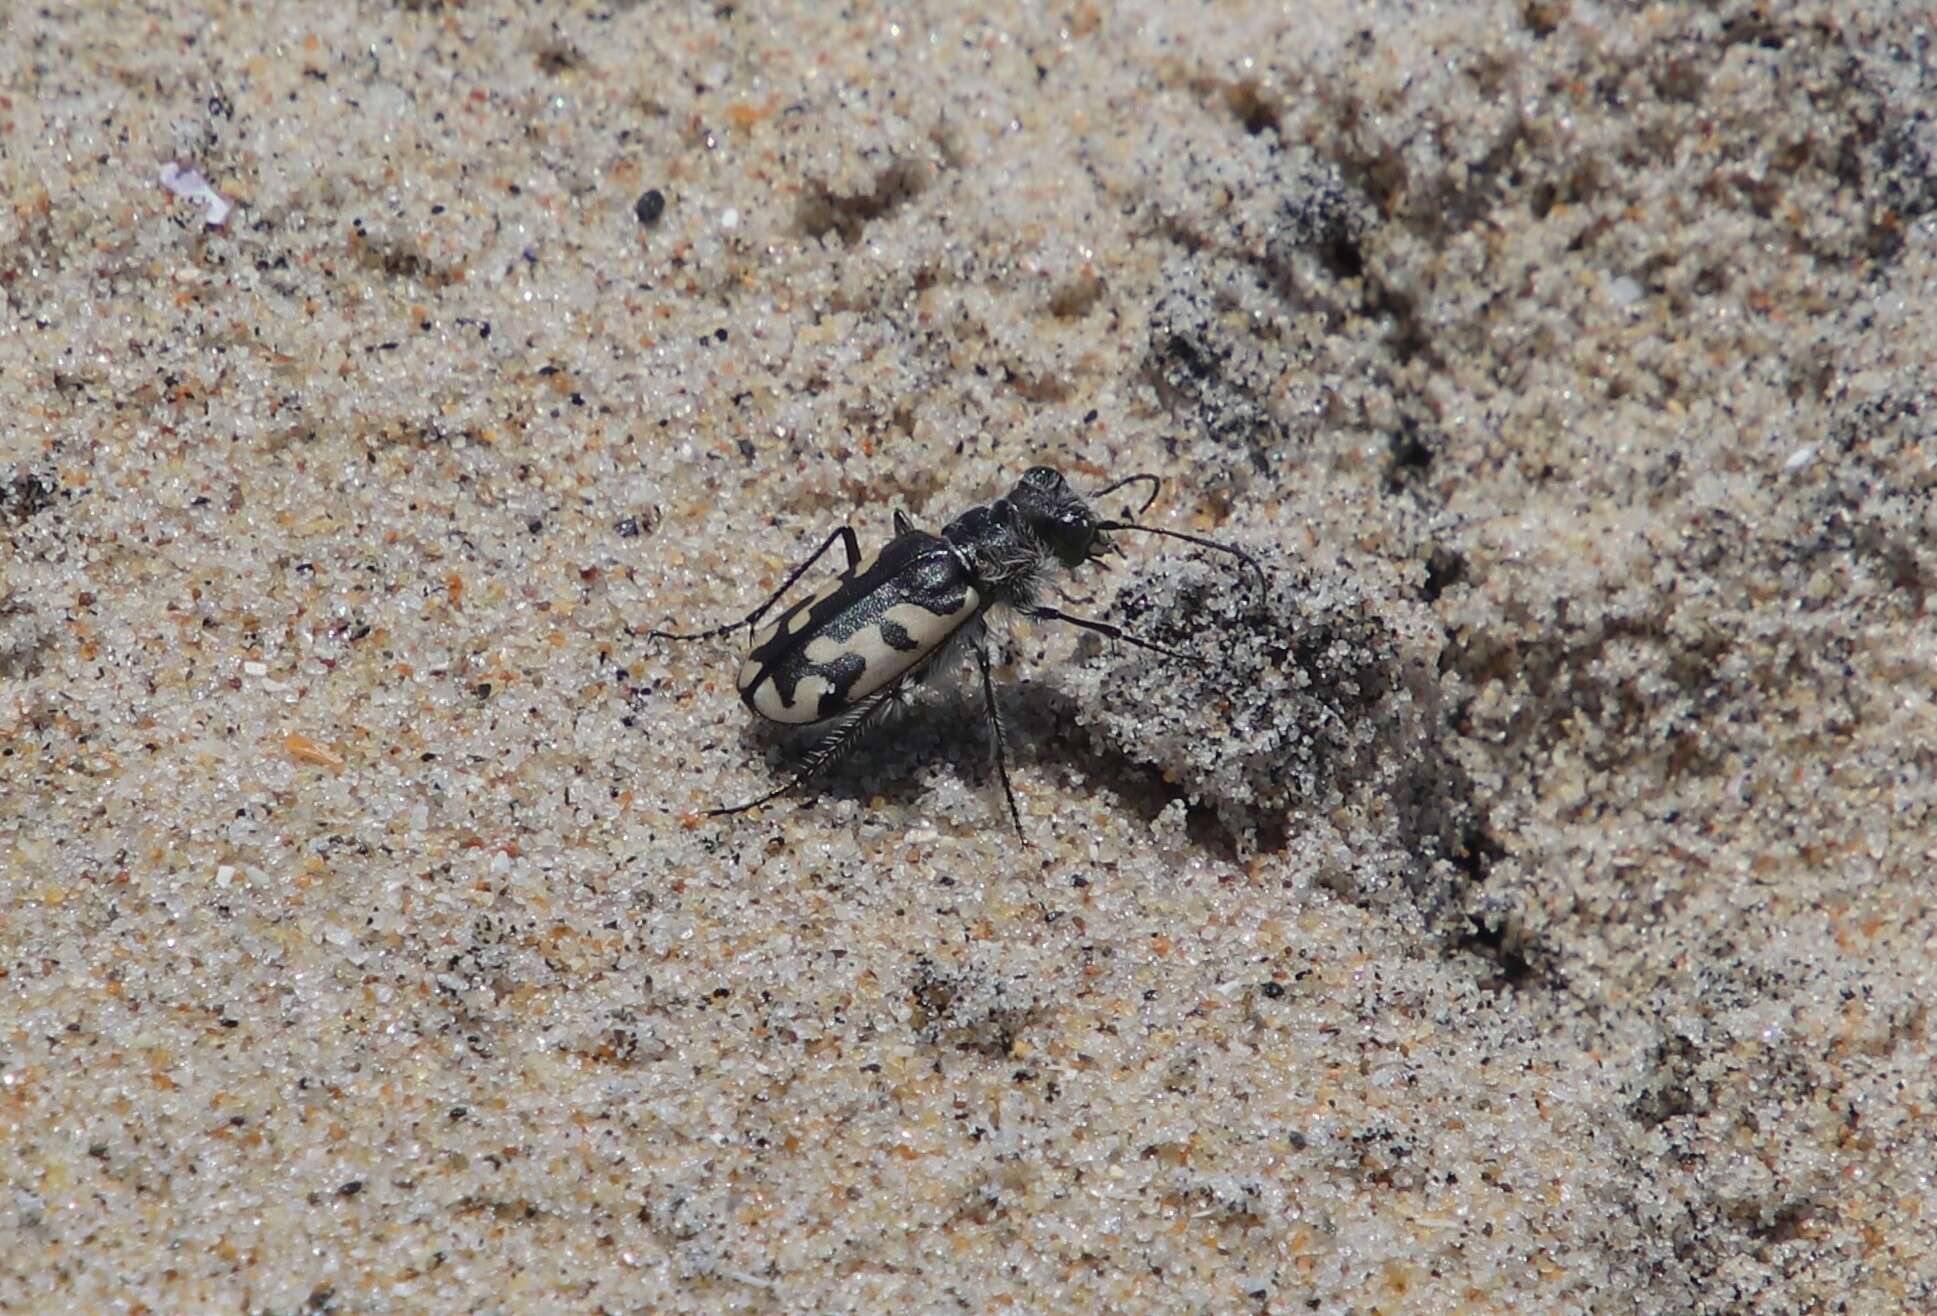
left=3, top=1, right=1935, bottom=1311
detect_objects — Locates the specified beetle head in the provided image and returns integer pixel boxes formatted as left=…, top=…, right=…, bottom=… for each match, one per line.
left=1007, top=466, right=1102, bottom=568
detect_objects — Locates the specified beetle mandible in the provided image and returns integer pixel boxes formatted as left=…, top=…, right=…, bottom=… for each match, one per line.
left=648, top=465, right=1263, bottom=834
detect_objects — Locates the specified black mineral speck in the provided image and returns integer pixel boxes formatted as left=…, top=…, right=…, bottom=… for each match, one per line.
left=1422, top=546, right=1468, bottom=602
left=2, top=472, right=57, bottom=527
left=634, top=188, right=666, bottom=226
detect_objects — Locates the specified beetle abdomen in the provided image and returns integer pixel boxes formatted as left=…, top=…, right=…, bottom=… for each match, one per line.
left=738, top=533, right=981, bottom=724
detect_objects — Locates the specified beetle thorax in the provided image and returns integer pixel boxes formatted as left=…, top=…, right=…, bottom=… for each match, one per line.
left=946, top=467, right=1103, bottom=591
left=941, top=503, right=1046, bottom=602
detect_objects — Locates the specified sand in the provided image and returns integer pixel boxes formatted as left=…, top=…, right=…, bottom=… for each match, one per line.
left=3, top=1, right=1933, bottom=1311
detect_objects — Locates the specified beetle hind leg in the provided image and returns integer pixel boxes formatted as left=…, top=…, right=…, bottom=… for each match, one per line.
left=645, top=524, right=861, bottom=642
left=705, top=684, right=898, bottom=819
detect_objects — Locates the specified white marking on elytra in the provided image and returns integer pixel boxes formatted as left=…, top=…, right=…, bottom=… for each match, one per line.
left=885, top=597, right=973, bottom=632
left=835, top=595, right=982, bottom=702
left=754, top=671, right=836, bottom=724
left=801, top=633, right=849, bottom=664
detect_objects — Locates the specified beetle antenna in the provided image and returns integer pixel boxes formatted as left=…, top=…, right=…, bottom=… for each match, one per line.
left=1088, top=472, right=1162, bottom=517
left=1095, top=520, right=1267, bottom=586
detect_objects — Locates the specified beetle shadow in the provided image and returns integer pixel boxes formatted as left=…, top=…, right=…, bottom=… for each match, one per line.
left=724, top=677, right=1212, bottom=843
left=725, top=695, right=988, bottom=819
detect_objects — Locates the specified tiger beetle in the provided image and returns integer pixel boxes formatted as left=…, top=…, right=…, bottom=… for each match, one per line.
left=647, top=465, right=1264, bottom=835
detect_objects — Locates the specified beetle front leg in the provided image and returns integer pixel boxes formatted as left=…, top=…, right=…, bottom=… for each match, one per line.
left=645, top=525, right=861, bottom=642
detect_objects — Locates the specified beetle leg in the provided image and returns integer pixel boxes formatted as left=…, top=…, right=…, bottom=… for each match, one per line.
left=1092, top=520, right=1267, bottom=589
left=973, top=640, right=1025, bottom=838
left=706, top=684, right=897, bottom=818
left=647, top=525, right=861, bottom=642
left=1019, top=604, right=1202, bottom=664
